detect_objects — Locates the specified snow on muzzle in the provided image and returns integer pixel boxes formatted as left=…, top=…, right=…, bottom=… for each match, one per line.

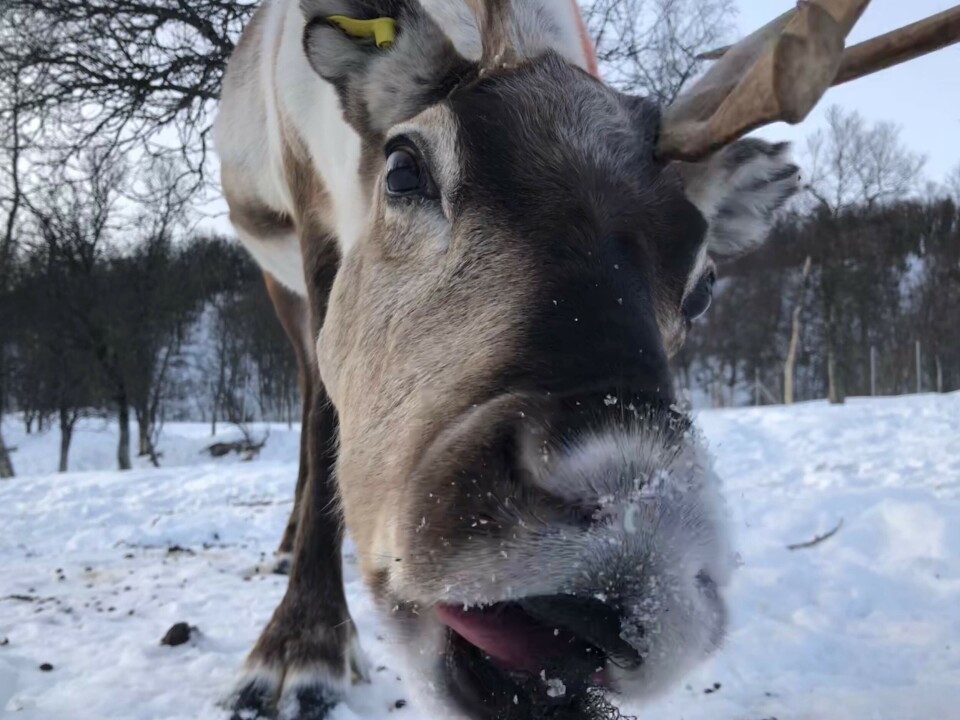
left=393, top=391, right=735, bottom=709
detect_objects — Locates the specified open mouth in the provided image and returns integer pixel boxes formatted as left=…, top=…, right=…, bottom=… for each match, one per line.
left=437, top=595, right=642, bottom=718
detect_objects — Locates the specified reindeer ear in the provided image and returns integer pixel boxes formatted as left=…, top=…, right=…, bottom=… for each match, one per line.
left=301, top=0, right=473, bottom=136
left=676, top=139, right=800, bottom=259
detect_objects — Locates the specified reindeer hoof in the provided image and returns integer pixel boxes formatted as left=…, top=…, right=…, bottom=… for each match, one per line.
left=229, top=672, right=340, bottom=720
left=229, top=674, right=277, bottom=719
left=230, top=668, right=343, bottom=720
left=228, top=615, right=369, bottom=720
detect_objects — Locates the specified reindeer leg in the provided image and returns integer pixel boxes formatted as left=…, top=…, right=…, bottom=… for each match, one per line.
left=232, top=247, right=365, bottom=719
left=230, top=382, right=368, bottom=719
left=271, top=373, right=312, bottom=576
left=262, top=274, right=313, bottom=576
left=273, top=383, right=311, bottom=576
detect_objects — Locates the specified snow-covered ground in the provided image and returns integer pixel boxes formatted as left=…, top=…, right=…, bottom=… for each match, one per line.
left=2, top=394, right=959, bottom=719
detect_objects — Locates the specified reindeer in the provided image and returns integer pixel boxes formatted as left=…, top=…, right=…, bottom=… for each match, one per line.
left=214, top=1, right=960, bottom=718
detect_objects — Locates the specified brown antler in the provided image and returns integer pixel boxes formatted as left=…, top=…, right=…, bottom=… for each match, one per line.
left=833, top=6, right=960, bottom=85
left=658, top=1, right=960, bottom=161
left=465, top=0, right=519, bottom=72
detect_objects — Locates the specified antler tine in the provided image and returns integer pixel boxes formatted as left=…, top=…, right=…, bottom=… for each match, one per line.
left=659, top=0, right=872, bottom=161
left=833, top=6, right=960, bottom=85
left=697, top=5, right=960, bottom=86
left=465, top=0, right=519, bottom=72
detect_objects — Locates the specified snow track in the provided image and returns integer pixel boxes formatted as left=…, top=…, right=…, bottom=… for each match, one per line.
left=2, top=395, right=958, bottom=719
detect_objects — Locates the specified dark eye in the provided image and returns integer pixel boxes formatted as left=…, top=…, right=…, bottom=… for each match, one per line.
left=385, top=140, right=436, bottom=198
left=683, top=271, right=715, bottom=321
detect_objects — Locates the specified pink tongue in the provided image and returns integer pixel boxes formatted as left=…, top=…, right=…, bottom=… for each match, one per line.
left=436, top=604, right=583, bottom=675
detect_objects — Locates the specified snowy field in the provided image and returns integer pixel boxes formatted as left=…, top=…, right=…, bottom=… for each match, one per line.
left=1, top=394, right=959, bottom=720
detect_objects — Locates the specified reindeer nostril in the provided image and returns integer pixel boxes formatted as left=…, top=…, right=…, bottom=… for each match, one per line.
left=696, top=570, right=720, bottom=601
left=696, top=570, right=727, bottom=648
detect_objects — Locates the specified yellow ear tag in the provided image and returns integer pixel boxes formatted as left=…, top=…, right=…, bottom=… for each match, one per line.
left=326, top=16, right=397, bottom=49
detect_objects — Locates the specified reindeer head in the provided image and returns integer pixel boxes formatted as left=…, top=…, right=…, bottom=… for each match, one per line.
left=297, top=0, right=816, bottom=717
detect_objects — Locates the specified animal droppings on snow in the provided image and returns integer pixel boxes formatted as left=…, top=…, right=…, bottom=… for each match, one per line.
left=160, top=622, right=194, bottom=647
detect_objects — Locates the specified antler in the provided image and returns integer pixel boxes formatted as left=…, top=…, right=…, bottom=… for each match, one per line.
left=658, top=1, right=960, bottom=161
left=465, top=0, right=519, bottom=72
left=833, top=6, right=960, bottom=85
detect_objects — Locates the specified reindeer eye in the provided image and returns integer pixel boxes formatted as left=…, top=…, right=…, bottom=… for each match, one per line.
left=385, top=140, right=436, bottom=199
left=683, top=271, right=715, bottom=321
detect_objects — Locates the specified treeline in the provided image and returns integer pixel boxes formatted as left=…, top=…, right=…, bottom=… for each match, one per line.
left=0, top=230, right=297, bottom=473
left=2, top=197, right=957, bottom=475
left=7, top=195, right=956, bottom=462
left=677, top=197, right=960, bottom=406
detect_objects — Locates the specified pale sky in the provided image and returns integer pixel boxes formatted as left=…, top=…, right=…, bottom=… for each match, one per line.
left=200, top=0, right=960, bottom=234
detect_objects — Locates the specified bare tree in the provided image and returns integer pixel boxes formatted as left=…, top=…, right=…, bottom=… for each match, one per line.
left=0, top=410, right=12, bottom=479
left=0, top=0, right=255, bottom=198
left=119, top=159, right=196, bottom=464
left=0, top=70, right=25, bottom=278
left=803, top=106, right=925, bottom=404
left=805, top=106, right=926, bottom=214
left=784, top=256, right=813, bottom=405
left=12, top=244, right=101, bottom=474
left=583, top=0, right=736, bottom=102
left=906, top=198, right=960, bottom=396
left=0, top=439, right=12, bottom=479
left=0, top=63, right=30, bottom=478
left=946, top=163, right=960, bottom=201
left=26, top=150, right=127, bottom=470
